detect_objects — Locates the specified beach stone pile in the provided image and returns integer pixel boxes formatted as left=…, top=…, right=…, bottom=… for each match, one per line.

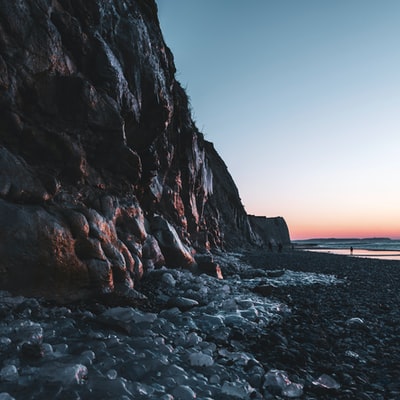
left=246, top=250, right=400, bottom=400
left=0, top=252, right=343, bottom=400
left=2, top=250, right=400, bottom=399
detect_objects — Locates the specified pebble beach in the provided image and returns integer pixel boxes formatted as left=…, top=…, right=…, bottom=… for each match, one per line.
left=245, top=250, right=400, bottom=399
left=0, top=249, right=399, bottom=399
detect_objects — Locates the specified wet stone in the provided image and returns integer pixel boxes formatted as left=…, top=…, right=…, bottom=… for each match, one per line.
left=0, top=394, right=15, bottom=400
left=188, top=352, right=214, bottom=367
left=0, top=365, right=19, bottom=382
left=312, top=374, right=341, bottom=390
left=166, top=297, right=199, bottom=311
left=221, top=381, right=255, bottom=398
left=266, top=269, right=286, bottom=278
left=172, top=385, right=197, bottom=399
left=161, top=273, right=176, bottom=287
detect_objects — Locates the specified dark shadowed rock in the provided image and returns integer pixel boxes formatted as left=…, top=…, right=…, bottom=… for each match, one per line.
left=142, top=234, right=165, bottom=270
left=253, top=285, right=277, bottom=297
left=267, top=269, right=286, bottom=278
left=0, top=147, right=49, bottom=202
left=0, top=0, right=290, bottom=300
left=167, top=296, right=199, bottom=311
left=194, top=253, right=223, bottom=279
left=248, top=216, right=291, bottom=248
left=0, top=198, right=91, bottom=299
left=151, top=215, right=195, bottom=268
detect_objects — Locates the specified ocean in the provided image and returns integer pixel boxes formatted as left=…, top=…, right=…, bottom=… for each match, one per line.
left=293, top=238, right=400, bottom=261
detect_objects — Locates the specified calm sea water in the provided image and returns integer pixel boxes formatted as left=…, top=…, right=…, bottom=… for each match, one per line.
left=293, top=238, right=400, bottom=261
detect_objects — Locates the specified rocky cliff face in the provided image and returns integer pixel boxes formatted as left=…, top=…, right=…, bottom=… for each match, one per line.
left=0, top=0, right=289, bottom=300
left=248, top=216, right=291, bottom=249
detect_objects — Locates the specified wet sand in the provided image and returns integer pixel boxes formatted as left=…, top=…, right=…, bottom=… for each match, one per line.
left=302, top=247, right=400, bottom=261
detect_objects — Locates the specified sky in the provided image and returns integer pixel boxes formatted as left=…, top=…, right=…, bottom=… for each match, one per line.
left=156, top=0, right=400, bottom=240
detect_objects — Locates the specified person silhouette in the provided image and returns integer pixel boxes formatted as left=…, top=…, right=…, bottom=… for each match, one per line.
left=350, top=246, right=353, bottom=255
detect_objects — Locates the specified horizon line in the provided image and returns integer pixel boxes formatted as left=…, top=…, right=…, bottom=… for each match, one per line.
left=292, top=236, right=400, bottom=241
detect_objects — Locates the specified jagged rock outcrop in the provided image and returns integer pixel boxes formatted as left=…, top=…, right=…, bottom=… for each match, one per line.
left=248, top=216, right=291, bottom=249
left=0, top=0, right=289, bottom=300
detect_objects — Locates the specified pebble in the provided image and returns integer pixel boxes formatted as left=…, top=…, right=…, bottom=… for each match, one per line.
left=312, top=373, right=341, bottom=390
left=0, top=365, right=19, bottom=382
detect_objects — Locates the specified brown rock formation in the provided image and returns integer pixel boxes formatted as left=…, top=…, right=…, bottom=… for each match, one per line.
left=248, top=216, right=291, bottom=249
left=0, top=0, right=290, bottom=300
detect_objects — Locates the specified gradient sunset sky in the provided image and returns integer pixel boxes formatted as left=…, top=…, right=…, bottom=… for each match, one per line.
left=156, top=0, right=400, bottom=240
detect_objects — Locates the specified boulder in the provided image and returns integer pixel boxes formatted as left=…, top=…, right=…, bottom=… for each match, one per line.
left=0, top=199, right=90, bottom=300
left=151, top=216, right=196, bottom=268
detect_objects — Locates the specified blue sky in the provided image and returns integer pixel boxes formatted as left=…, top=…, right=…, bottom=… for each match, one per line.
left=156, top=0, right=400, bottom=239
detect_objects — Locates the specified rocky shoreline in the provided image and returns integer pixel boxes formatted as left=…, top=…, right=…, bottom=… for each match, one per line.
left=245, top=250, right=400, bottom=399
left=1, top=249, right=399, bottom=399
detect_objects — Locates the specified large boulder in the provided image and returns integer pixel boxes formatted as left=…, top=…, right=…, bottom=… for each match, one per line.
left=151, top=216, right=195, bottom=268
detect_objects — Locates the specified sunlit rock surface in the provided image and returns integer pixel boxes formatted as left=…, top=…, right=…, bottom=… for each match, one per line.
left=0, top=0, right=288, bottom=299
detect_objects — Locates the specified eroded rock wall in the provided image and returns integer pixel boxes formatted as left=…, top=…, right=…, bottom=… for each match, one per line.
left=248, top=216, right=291, bottom=249
left=0, top=0, right=268, bottom=299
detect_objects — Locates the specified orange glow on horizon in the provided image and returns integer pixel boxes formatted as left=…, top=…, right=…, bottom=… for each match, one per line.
left=289, top=224, right=400, bottom=241
left=271, top=212, right=400, bottom=241
left=246, top=200, right=400, bottom=242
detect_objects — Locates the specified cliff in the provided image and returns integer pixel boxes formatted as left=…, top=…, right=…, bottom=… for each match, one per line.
left=248, top=216, right=291, bottom=249
left=0, top=0, right=289, bottom=300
